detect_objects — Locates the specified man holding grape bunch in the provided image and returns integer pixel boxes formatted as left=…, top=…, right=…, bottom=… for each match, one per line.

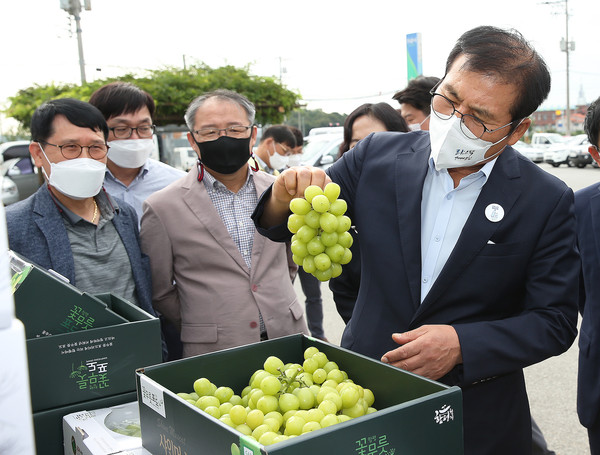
left=253, top=26, right=579, bottom=454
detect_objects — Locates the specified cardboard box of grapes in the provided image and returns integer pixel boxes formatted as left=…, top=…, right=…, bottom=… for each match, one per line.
left=136, top=334, right=464, bottom=454
left=21, top=287, right=162, bottom=412
left=33, top=390, right=137, bottom=455
left=62, top=401, right=152, bottom=455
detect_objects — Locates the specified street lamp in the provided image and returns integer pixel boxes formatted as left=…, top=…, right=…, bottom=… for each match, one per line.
left=59, top=0, right=92, bottom=84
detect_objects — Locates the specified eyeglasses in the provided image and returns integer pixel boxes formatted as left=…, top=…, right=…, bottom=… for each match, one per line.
left=278, top=143, right=293, bottom=156
left=430, top=90, right=515, bottom=140
left=39, top=141, right=109, bottom=159
left=192, top=125, right=253, bottom=141
left=109, top=125, right=156, bottom=139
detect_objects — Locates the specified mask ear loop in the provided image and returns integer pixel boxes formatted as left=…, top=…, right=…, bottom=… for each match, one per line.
left=196, top=160, right=205, bottom=182
left=249, top=153, right=259, bottom=172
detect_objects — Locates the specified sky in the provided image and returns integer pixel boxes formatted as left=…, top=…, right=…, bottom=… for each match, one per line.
left=2, top=0, right=600, bottom=133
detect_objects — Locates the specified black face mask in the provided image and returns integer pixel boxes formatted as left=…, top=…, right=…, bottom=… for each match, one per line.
left=194, top=135, right=251, bottom=175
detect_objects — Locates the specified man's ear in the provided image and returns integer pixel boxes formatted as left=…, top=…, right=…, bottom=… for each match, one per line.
left=187, top=132, right=200, bottom=159
left=29, top=142, right=44, bottom=169
left=588, top=145, right=600, bottom=167
left=507, top=118, right=531, bottom=146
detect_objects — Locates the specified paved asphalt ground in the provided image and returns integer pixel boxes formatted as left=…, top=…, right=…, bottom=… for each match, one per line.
left=294, top=161, right=600, bottom=455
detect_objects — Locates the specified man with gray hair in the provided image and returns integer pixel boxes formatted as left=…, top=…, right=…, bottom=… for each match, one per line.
left=140, top=89, right=308, bottom=357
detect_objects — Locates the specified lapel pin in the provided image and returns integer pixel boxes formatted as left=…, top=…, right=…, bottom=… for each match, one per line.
left=485, top=203, right=504, bottom=223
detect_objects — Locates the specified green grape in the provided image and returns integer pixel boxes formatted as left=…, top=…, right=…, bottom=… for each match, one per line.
left=289, top=197, right=312, bottom=215
left=229, top=395, right=243, bottom=406
left=313, top=352, right=328, bottom=368
left=312, top=368, right=327, bottom=384
left=320, top=231, right=338, bottom=247
left=284, top=415, right=306, bottom=436
left=265, top=411, right=284, bottom=427
left=306, top=408, right=325, bottom=423
left=314, top=253, right=332, bottom=272
left=340, top=248, right=353, bottom=265
left=324, top=392, right=343, bottom=411
left=302, top=421, right=321, bottom=433
left=325, top=244, right=345, bottom=263
left=296, top=225, right=317, bottom=243
left=304, top=185, right=324, bottom=203
left=319, top=212, right=338, bottom=233
left=363, top=388, right=375, bottom=407
left=294, top=387, right=315, bottom=410
left=196, top=395, right=220, bottom=410
left=220, top=415, right=235, bottom=427
left=214, top=386, right=234, bottom=404
left=252, top=423, right=272, bottom=442
left=329, top=199, right=347, bottom=216
left=320, top=413, right=339, bottom=428
left=260, top=375, right=282, bottom=395
left=304, top=210, right=321, bottom=229
left=302, top=357, right=319, bottom=374
left=323, top=361, right=339, bottom=373
left=342, top=402, right=366, bottom=418
left=337, top=231, right=354, bottom=249
left=336, top=215, right=352, bottom=233
left=229, top=405, right=247, bottom=425
left=204, top=406, right=221, bottom=419
left=287, top=214, right=304, bottom=233
left=257, top=395, right=279, bottom=414
left=302, top=256, right=317, bottom=274
left=331, top=262, right=342, bottom=278
left=263, top=417, right=281, bottom=432
left=323, top=182, right=341, bottom=203
left=311, top=195, right=330, bottom=213
left=292, top=254, right=304, bottom=266
left=291, top=240, right=309, bottom=258
left=236, top=424, right=252, bottom=436
left=314, top=267, right=333, bottom=282
left=318, top=399, right=338, bottom=415
left=219, top=402, right=233, bottom=415
left=279, top=393, right=300, bottom=413
left=263, top=356, right=285, bottom=375
left=306, top=237, right=325, bottom=255
left=341, top=387, right=360, bottom=408
left=193, top=378, right=213, bottom=397
left=246, top=409, right=265, bottom=430
left=304, top=346, right=319, bottom=359
left=258, top=430, right=279, bottom=446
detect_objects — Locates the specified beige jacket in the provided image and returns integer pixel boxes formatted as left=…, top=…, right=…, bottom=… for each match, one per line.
left=140, top=166, right=308, bottom=357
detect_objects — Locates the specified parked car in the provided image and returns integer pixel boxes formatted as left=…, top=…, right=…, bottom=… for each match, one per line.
left=298, top=134, right=343, bottom=170
left=566, top=134, right=593, bottom=168
left=514, top=141, right=543, bottom=163
left=535, top=135, right=571, bottom=167
left=0, top=141, right=42, bottom=205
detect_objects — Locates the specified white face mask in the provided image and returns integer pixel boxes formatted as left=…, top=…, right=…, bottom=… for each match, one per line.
left=269, top=144, right=290, bottom=170
left=287, top=154, right=303, bottom=167
left=107, top=138, right=154, bottom=168
left=39, top=143, right=106, bottom=200
left=408, top=115, right=430, bottom=132
left=428, top=114, right=510, bottom=171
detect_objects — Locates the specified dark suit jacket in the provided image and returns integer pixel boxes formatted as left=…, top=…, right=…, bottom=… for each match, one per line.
left=575, top=183, right=600, bottom=429
left=5, top=185, right=155, bottom=317
left=254, top=131, right=579, bottom=454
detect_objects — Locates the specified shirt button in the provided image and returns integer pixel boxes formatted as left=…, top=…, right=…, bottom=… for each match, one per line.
left=434, top=235, right=441, bottom=242
left=446, top=194, right=453, bottom=200
left=250, top=321, right=258, bottom=329
left=251, top=284, right=258, bottom=292
left=422, top=277, right=429, bottom=283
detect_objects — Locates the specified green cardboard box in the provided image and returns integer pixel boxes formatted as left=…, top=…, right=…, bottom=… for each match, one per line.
left=33, top=391, right=137, bottom=455
left=136, top=334, right=463, bottom=454
left=27, top=293, right=162, bottom=412
left=10, top=252, right=128, bottom=338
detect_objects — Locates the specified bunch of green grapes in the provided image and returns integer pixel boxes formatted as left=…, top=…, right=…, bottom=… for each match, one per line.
left=287, top=182, right=353, bottom=282
left=176, top=347, right=376, bottom=446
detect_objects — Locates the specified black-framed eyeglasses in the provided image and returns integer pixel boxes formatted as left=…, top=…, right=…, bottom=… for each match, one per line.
left=429, top=89, right=515, bottom=140
left=192, top=125, right=253, bottom=142
left=39, top=141, right=109, bottom=159
left=109, top=125, right=156, bottom=139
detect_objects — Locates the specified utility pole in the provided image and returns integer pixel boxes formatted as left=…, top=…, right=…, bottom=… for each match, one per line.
left=543, top=0, right=574, bottom=135
left=60, top=0, right=91, bottom=84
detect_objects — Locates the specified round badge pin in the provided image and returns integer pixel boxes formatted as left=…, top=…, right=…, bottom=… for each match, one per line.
left=485, top=203, right=504, bottom=223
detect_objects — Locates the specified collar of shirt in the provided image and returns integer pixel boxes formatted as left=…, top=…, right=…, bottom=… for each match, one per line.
left=105, top=160, right=149, bottom=184
left=202, top=165, right=255, bottom=193
left=427, top=155, right=497, bottom=185
left=254, top=155, right=274, bottom=174
left=50, top=187, right=118, bottom=225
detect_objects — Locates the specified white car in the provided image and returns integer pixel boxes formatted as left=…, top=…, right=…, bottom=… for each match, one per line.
left=514, top=141, right=543, bottom=163
left=298, top=134, right=343, bottom=170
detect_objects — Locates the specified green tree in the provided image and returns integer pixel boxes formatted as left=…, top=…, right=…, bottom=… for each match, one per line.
left=285, top=109, right=347, bottom=136
left=4, top=64, right=301, bottom=132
